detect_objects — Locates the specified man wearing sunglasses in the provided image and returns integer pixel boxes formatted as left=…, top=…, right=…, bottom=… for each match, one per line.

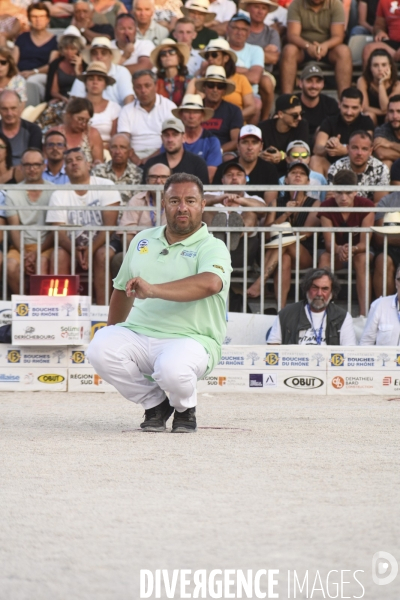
left=42, top=130, right=69, bottom=185
left=259, top=93, right=309, bottom=177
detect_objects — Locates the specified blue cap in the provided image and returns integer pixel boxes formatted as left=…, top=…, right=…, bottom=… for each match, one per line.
left=230, top=12, right=251, bottom=25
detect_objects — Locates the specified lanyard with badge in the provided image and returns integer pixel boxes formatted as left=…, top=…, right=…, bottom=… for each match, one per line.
left=306, top=305, right=326, bottom=345
left=148, top=193, right=164, bottom=227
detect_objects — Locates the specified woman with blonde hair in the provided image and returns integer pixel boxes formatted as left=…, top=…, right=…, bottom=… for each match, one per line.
left=0, top=46, right=27, bottom=106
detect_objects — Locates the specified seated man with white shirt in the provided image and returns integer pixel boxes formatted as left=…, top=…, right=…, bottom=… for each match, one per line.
left=117, top=69, right=176, bottom=165
left=111, top=13, right=154, bottom=74
left=267, top=268, right=356, bottom=345
left=68, top=37, right=134, bottom=106
left=360, top=264, right=400, bottom=346
left=46, top=148, right=121, bottom=306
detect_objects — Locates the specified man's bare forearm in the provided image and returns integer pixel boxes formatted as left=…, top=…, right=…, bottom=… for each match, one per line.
left=108, top=289, right=134, bottom=325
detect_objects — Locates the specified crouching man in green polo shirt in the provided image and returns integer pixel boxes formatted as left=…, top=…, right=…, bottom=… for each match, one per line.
left=87, top=172, right=232, bottom=433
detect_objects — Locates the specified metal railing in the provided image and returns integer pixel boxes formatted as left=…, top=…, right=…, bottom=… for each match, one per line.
left=0, top=183, right=397, bottom=314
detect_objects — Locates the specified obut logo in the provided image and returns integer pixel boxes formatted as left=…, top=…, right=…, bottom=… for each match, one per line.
left=15, top=303, right=29, bottom=317
left=7, top=350, right=21, bottom=363
left=38, top=374, right=65, bottom=384
left=284, top=376, right=323, bottom=390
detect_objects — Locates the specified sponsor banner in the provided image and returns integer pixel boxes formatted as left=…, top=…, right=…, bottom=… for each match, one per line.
left=198, top=369, right=326, bottom=394
left=68, top=346, right=91, bottom=367
left=90, top=306, right=109, bottom=340
left=217, top=346, right=328, bottom=370
left=68, top=367, right=117, bottom=392
left=327, top=372, right=389, bottom=395
left=224, top=313, right=276, bottom=345
left=0, top=367, right=67, bottom=391
left=0, top=301, right=12, bottom=325
left=327, top=346, right=400, bottom=370
left=12, top=320, right=91, bottom=346
left=12, top=295, right=91, bottom=320
left=0, top=345, right=68, bottom=367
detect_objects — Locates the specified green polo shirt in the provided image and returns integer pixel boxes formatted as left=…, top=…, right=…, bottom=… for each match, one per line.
left=114, top=224, right=232, bottom=375
left=287, top=0, right=345, bottom=43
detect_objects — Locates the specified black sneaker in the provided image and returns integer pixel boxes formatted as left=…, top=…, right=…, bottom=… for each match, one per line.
left=171, top=407, right=197, bottom=433
left=140, top=397, right=174, bottom=432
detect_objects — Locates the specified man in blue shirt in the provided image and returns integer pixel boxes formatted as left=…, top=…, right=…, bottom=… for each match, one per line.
left=42, top=131, right=69, bottom=185
left=172, top=94, right=222, bottom=182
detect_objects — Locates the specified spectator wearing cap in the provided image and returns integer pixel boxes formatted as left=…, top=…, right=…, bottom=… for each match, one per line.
left=318, top=169, right=375, bottom=317
left=372, top=196, right=400, bottom=297
left=207, top=0, right=237, bottom=36
left=69, top=37, right=135, bottom=106
left=199, top=39, right=256, bottom=123
left=242, top=0, right=281, bottom=119
left=212, top=124, right=279, bottom=205
left=197, top=65, right=244, bottom=152
left=259, top=93, right=309, bottom=177
left=132, top=0, right=169, bottom=45
left=117, top=69, right=176, bottom=164
left=172, top=94, right=221, bottom=181
left=373, top=95, right=400, bottom=169
left=279, top=140, right=327, bottom=201
left=143, top=117, right=210, bottom=183
left=173, top=18, right=203, bottom=76
left=360, top=262, right=400, bottom=346
left=279, top=0, right=352, bottom=96
left=72, top=1, right=115, bottom=43
left=327, top=130, right=390, bottom=204
left=312, top=88, right=374, bottom=177
left=111, top=13, right=155, bottom=74
left=296, top=63, right=339, bottom=145
left=181, top=0, right=219, bottom=49
left=45, top=25, right=86, bottom=103
left=150, top=38, right=192, bottom=106
left=248, top=161, right=320, bottom=304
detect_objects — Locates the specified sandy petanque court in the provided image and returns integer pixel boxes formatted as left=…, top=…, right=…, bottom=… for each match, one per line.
left=0, top=390, right=399, bottom=600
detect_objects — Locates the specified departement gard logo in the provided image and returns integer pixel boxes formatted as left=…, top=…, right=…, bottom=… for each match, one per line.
left=372, top=551, right=398, bottom=586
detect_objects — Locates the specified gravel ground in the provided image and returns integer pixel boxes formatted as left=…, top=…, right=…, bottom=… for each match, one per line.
left=0, top=391, right=399, bottom=600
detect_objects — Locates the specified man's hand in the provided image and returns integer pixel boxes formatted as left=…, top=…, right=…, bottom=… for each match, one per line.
left=122, top=42, right=134, bottom=59
left=125, top=277, right=154, bottom=299
left=314, top=41, right=328, bottom=59
left=325, top=134, right=347, bottom=157
left=77, top=246, right=89, bottom=270
left=374, top=30, right=389, bottom=41
left=24, top=250, right=37, bottom=275
left=336, top=244, right=349, bottom=262
left=223, top=194, right=242, bottom=207
left=305, top=44, right=319, bottom=59
left=20, top=70, right=35, bottom=79
left=260, top=147, right=281, bottom=164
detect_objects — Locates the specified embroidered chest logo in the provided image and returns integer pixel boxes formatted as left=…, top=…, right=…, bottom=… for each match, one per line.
left=390, top=0, right=399, bottom=13
left=137, top=239, right=149, bottom=254
left=181, top=250, right=197, bottom=258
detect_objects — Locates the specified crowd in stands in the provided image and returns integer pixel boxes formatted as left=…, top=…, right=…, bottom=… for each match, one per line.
left=0, top=0, right=400, bottom=317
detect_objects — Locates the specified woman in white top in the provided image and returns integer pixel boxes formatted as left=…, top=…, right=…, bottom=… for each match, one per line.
left=78, top=60, right=121, bottom=148
left=360, top=265, right=400, bottom=345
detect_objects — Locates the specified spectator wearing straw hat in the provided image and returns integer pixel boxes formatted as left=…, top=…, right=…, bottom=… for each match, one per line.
left=181, top=0, right=218, bottom=49
left=372, top=200, right=400, bottom=297
left=208, top=0, right=237, bottom=36
left=267, top=267, right=356, bottom=345
left=69, top=37, right=135, bottom=106
left=111, top=13, right=155, bottom=74
left=196, top=65, right=243, bottom=152
left=318, top=169, right=375, bottom=317
left=198, top=38, right=256, bottom=123
left=360, top=260, right=400, bottom=346
left=150, top=38, right=192, bottom=106
left=248, top=161, right=320, bottom=304
left=132, top=0, right=169, bottom=45
left=172, top=94, right=221, bottom=181
left=143, top=117, right=210, bottom=183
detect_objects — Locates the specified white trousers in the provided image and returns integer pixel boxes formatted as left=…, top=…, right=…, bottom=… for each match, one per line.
left=86, top=326, right=209, bottom=412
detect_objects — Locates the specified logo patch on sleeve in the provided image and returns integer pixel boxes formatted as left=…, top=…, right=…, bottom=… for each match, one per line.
left=213, top=264, right=225, bottom=273
left=137, top=239, right=149, bottom=254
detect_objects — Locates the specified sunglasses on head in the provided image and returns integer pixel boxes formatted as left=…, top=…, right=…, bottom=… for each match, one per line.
left=290, top=151, right=309, bottom=158
left=0, top=59, right=8, bottom=66
left=205, top=51, right=221, bottom=59
left=205, top=81, right=226, bottom=90
left=159, top=48, right=177, bottom=58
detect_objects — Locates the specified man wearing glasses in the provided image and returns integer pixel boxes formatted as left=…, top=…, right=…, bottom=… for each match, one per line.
left=5, top=148, right=53, bottom=293
left=259, top=93, right=309, bottom=177
left=42, top=131, right=69, bottom=185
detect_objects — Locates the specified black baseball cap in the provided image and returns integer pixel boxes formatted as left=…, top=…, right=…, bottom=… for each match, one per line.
left=287, top=160, right=310, bottom=175
left=221, top=162, right=247, bottom=177
left=275, top=94, right=301, bottom=112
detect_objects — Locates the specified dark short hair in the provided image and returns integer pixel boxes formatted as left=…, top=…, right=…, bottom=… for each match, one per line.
left=301, top=267, right=341, bottom=300
left=44, top=130, right=67, bottom=144
left=21, top=147, right=44, bottom=161
left=175, top=17, right=195, bottom=27
left=332, top=169, right=358, bottom=187
left=66, top=97, right=94, bottom=118
left=0, top=132, right=12, bottom=169
left=348, top=130, right=373, bottom=144
left=115, top=12, right=136, bottom=25
left=340, top=87, right=363, bottom=103
left=28, top=1, right=50, bottom=19
left=164, top=172, right=203, bottom=196
left=132, top=69, right=157, bottom=82
left=389, top=94, right=400, bottom=106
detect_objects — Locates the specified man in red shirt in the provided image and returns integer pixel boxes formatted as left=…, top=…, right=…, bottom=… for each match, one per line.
left=362, top=0, right=400, bottom=65
left=318, top=169, right=375, bottom=316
